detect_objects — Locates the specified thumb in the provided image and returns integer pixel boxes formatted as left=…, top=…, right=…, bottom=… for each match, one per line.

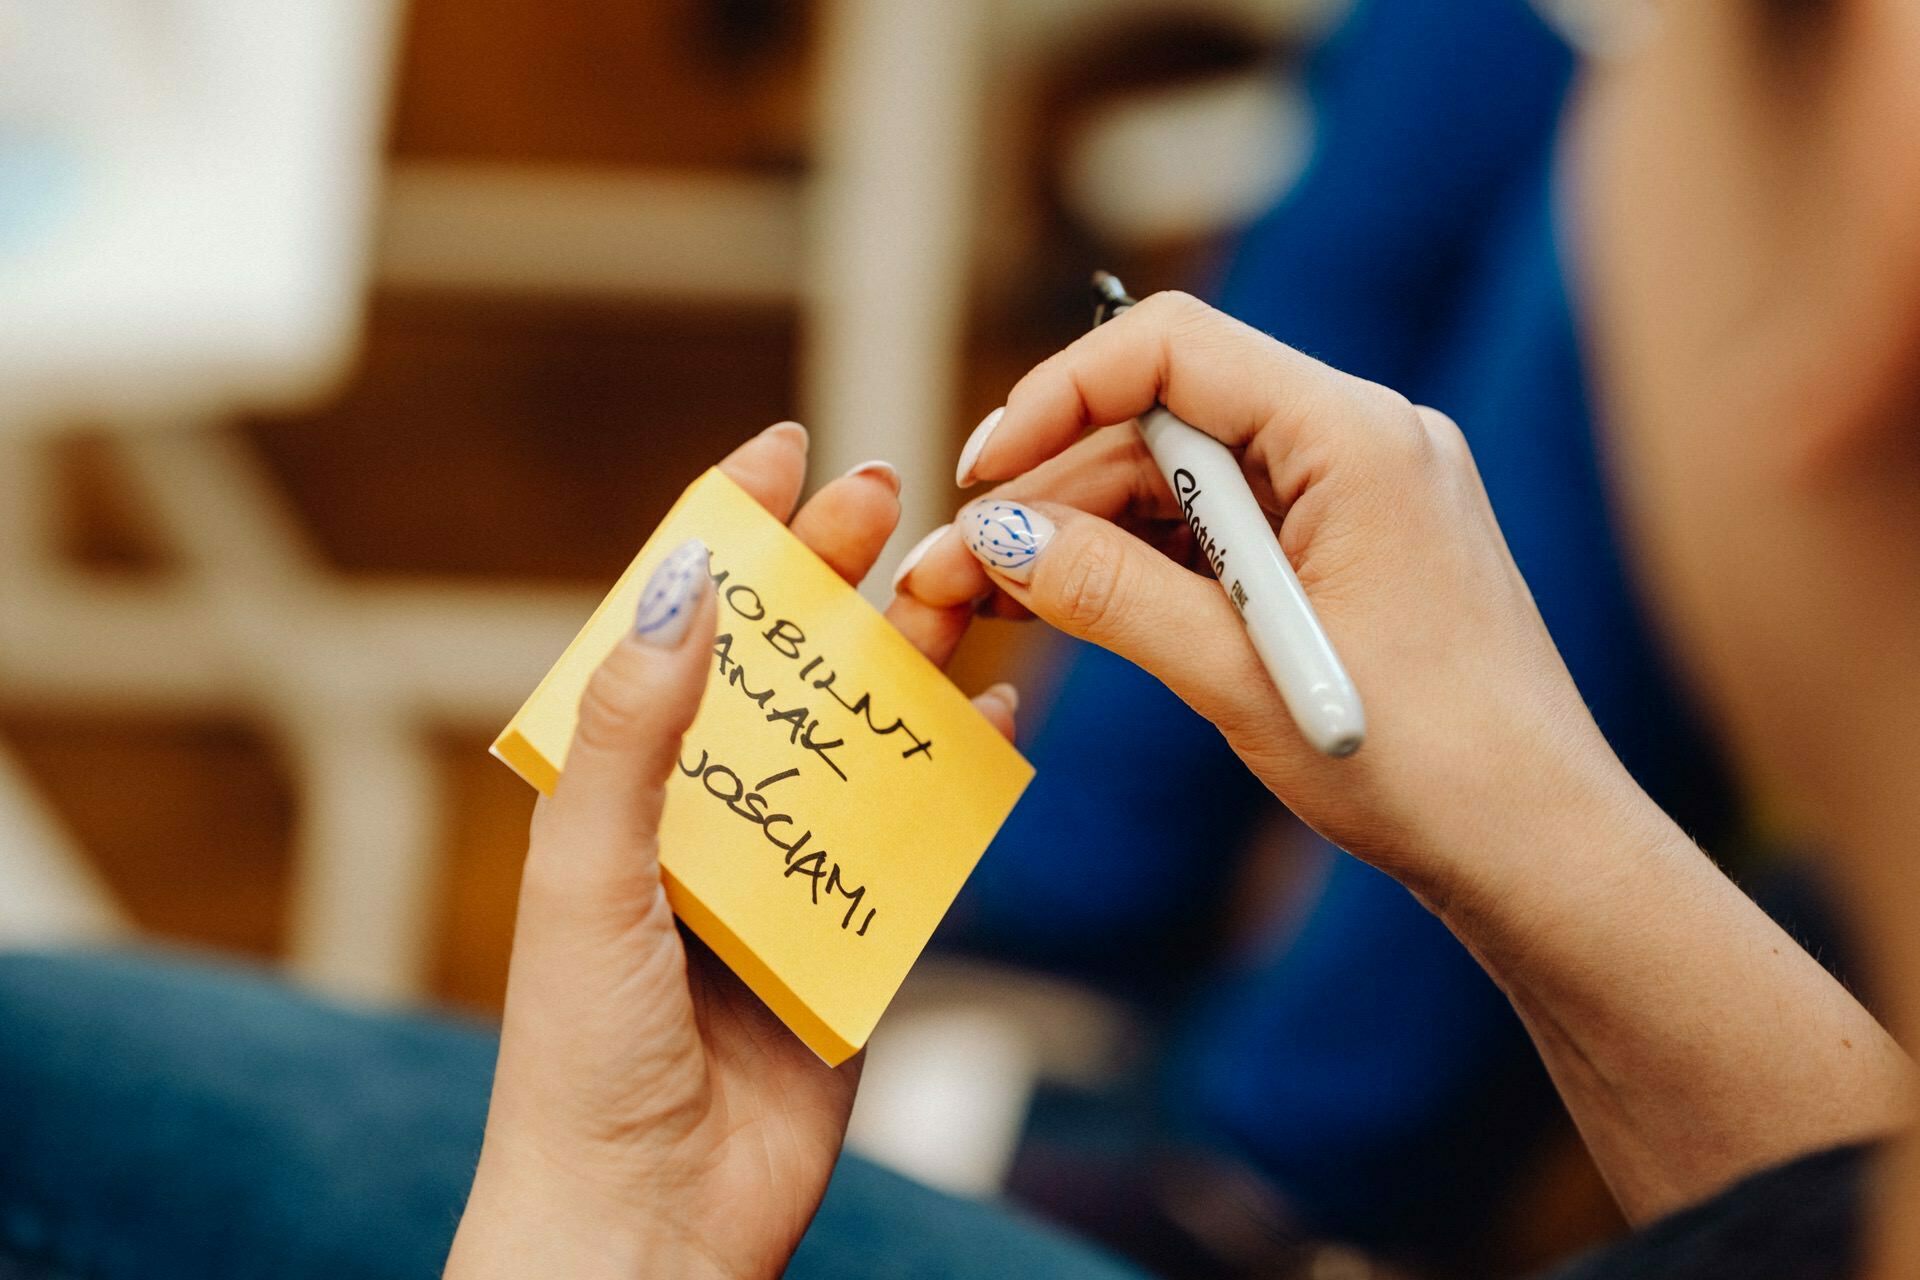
left=956, top=498, right=1285, bottom=744
left=538, top=538, right=717, bottom=893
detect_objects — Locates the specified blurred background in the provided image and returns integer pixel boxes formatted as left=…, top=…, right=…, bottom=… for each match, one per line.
left=0, top=2, right=1675, bottom=1278
left=0, top=0, right=1325, bottom=992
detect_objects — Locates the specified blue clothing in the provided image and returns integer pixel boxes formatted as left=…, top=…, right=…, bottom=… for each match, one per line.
left=0, top=1, right=1743, bottom=1270
left=948, top=0, right=1732, bottom=1253
left=0, top=949, right=1145, bottom=1280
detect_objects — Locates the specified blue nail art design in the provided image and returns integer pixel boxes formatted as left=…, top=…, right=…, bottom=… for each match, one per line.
left=965, top=502, right=1043, bottom=572
left=635, top=538, right=708, bottom=645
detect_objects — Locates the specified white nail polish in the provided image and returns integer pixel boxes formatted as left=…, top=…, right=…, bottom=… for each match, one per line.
left=845, top=459, right=902, bottom=494
left=890, top=523, right=951, bottom=592
left=955, top=407, right=1006, bottom=487
left=959, top=499, right=1054, bottom=585
left=760, top=421, right=809, bottom=451
left=634, top=538, right=710, bottom=647
left=980, top=681, right=1020, bottom=713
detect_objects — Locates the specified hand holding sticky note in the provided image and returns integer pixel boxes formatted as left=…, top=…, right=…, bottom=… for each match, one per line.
left=493, top=468, right=1033, bottom=1064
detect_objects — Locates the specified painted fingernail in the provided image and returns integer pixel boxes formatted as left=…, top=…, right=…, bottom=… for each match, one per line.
left=634, top=538, right=710, bottom=647
left=980, top=681, right=1020, bottom=713
left=955, top=406, right=1005, bottom=487
left=845, top=459, right=902, bottom=494
left=760, top=421, right=809, bottom=451
left=959, top=499, right=1054, bottom=584
left=890, top=523, right=951, bottom=592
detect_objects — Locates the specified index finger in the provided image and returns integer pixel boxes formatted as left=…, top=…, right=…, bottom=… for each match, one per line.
left=719, top=420, right=810, bottom=521
left=958, top=291, right=1349, bottom=489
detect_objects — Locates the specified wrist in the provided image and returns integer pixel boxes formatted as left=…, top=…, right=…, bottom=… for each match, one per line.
left=1410, top=737, right=1692, bottom=947
left=449, top=1150, right=731, bottom=1280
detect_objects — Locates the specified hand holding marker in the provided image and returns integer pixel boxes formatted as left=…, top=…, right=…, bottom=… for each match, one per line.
left=955, top=275, right=1365, bottom=758
left=1089, top=273, right=1363, bottom=756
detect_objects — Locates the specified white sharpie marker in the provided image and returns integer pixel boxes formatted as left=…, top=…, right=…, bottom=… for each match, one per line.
left=1093, top=272, right=1365, bottom=757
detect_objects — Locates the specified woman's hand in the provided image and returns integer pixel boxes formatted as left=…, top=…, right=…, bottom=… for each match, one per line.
left=448, top=424, right=1016, bottom=1280
left=887, top=294, right=1913, bottom=1219
left=889, top=291, right=1620, bottom=909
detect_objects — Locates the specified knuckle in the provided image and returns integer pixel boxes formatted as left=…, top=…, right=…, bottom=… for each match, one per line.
left=1346, top=380, right=1435, bottom=462
left=517, top=837, right=583, bottom=909
left=1005, top=350, right=1063, bottom=411
left=1136, top=289, right=1210, bottom=329
left=1150, top=288, right=1204, bottom=312
left=1414, top=404, right=1474, bottom=466
left=1413, top=403, right=1460, bottom=438
left=572, top=653, right=659, bottom=755
left=1357, top=379, right=1419, bottom=426
left=1049, top=528, right=1132, bottom=636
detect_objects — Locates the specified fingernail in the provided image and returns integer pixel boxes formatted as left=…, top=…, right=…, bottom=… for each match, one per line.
left=981, top=681, right=1020, bottom=713
left=634, top=538, right=710, bottom=647
left=761, top=421, right=809, bottom=451
left=890, top=523, right=951, bottom=592
left=845, top=459, right=901, bottom=494
left=959, top=499, right=1054, bottom=584
left=955, top=406, right=1005, bottom=488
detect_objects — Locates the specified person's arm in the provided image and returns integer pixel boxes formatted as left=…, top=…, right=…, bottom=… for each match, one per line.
left=1427, top=734, right=1908, bottom=1220
left=888, top=291, right=1913, bottom=1223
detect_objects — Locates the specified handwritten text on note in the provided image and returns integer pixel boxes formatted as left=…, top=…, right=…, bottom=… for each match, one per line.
left=492, top=468, right=1033, bottom=1064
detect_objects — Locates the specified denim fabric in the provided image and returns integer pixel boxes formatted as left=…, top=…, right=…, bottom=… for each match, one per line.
left=0, top=949, right=1144, bottom=1280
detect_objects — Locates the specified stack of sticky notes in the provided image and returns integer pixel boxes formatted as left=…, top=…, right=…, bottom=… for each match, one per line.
left=493, top=468, right=1034, bottom=1064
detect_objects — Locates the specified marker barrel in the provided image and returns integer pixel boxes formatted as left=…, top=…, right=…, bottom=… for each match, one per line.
left=1137, top=406, right=1365, bottom=756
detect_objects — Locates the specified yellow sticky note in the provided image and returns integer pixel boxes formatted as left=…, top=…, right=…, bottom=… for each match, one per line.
left=493, top=468, right=1034, bottom=1065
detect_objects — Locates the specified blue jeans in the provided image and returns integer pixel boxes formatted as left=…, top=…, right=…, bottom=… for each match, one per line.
left=0, top=949, right=1145, bottom=1280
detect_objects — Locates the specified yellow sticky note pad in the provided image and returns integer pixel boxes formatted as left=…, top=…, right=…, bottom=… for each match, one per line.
left=493, top=468, right=1033, bottom=1065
